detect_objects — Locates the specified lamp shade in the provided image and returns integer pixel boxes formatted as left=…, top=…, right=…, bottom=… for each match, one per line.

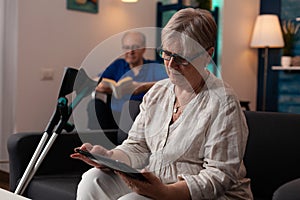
left=122, top=0, right=138, bottom=2
left=250, top=14, right=284, bottom=48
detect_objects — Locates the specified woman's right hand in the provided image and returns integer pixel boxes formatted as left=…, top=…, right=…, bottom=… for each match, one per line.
left=70, top=143, right=113, bottom=170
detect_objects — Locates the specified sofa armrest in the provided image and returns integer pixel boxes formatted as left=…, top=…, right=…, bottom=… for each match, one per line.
left=243, top=111, right=300, bottom=199
left=7, top=132, right=91, bottom=191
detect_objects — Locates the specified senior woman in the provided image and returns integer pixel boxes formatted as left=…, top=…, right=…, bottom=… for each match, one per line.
left=71, top=8, right=253, bottom=200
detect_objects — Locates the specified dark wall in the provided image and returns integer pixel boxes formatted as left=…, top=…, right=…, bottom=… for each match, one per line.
left=277, top=0, right=300, bottom=114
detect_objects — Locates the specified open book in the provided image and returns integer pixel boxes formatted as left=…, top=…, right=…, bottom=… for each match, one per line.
left=75, top=149, right=147, bottom=182
left=102, top=77, right=133, bottom=99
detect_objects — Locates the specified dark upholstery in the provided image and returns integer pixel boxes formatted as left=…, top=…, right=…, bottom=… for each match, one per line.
left=117, top=100, right=141, bottom=144
left=27, top=175, right=82, bottom=200
left=7, top=111, right=300, bottom=200
left=272, top=178, right=300, bottom=200
left=243, top=111, right=300, bottom=200
left=7, top=132, right=92, bottom=200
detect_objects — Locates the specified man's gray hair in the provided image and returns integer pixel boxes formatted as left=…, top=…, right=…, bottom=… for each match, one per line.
left=121, top=31, right=146, bottom=47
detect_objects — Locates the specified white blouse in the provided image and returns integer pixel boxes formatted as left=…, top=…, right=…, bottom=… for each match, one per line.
left=116, top=73, right=253, bottom=199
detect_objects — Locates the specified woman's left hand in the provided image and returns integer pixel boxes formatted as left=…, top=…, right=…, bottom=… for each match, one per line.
left=116, top=169, right=170, bottom=199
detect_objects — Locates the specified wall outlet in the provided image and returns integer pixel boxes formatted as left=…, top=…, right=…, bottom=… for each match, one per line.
left=41, top=68, right=54, bottom=80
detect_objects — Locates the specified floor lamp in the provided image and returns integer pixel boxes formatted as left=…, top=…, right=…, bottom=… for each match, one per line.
left=250, top=14, right=284, bottom=111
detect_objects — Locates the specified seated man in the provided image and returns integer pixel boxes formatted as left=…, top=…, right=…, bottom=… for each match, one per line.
left=89, top=31, right=167, bottom=143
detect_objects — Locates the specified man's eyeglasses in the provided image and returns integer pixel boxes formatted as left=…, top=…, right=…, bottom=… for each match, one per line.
left=122, top=45, right=143, bottom=51
left=157, top=48, right=205, bottom=66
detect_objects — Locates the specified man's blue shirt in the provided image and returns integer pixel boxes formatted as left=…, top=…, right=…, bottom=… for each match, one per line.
left=99, top=58, right=168, bottom=112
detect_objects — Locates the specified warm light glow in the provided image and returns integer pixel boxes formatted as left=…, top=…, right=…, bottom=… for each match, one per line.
left=122, top=0, right=138, bottom=2
left=250, top=15, right=284, bottom=48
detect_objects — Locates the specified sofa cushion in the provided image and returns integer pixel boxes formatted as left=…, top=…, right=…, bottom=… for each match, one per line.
left=27, top=174, right=81, bottom=200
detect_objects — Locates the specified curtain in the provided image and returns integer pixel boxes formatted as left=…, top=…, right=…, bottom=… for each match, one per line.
left=0, top=0, right=5, bottom=166
left=0, top=0, right=18, bottom=172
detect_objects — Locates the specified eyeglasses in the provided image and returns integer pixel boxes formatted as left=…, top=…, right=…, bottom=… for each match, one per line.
left=122, top=45, right=143, bottom=51
left=157, top=48, right=205, bottom=66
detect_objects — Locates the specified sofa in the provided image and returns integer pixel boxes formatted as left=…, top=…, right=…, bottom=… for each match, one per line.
left=7, top=111, right=300, bottom=200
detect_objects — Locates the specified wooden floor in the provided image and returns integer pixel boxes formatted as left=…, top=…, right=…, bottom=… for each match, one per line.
left=0, top=170, right=9, bottom=190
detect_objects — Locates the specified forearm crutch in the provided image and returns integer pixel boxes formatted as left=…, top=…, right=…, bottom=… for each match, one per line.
left=14, top=67, right=97, bottom=195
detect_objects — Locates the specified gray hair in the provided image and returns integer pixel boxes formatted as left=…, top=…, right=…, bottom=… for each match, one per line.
left=121, top=31, right=146, bottom=47
left=161, top=8, right=217, bottom=57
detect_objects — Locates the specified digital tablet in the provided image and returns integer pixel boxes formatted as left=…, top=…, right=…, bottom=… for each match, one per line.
left=75, top=149, right=148, bottom=182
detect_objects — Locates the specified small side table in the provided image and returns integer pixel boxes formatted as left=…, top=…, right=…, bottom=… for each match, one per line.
left=0, top=188, right=31, bottom=200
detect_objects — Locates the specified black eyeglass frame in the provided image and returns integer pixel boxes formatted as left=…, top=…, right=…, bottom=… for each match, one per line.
left=157, top=48, right=207, bottom=66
